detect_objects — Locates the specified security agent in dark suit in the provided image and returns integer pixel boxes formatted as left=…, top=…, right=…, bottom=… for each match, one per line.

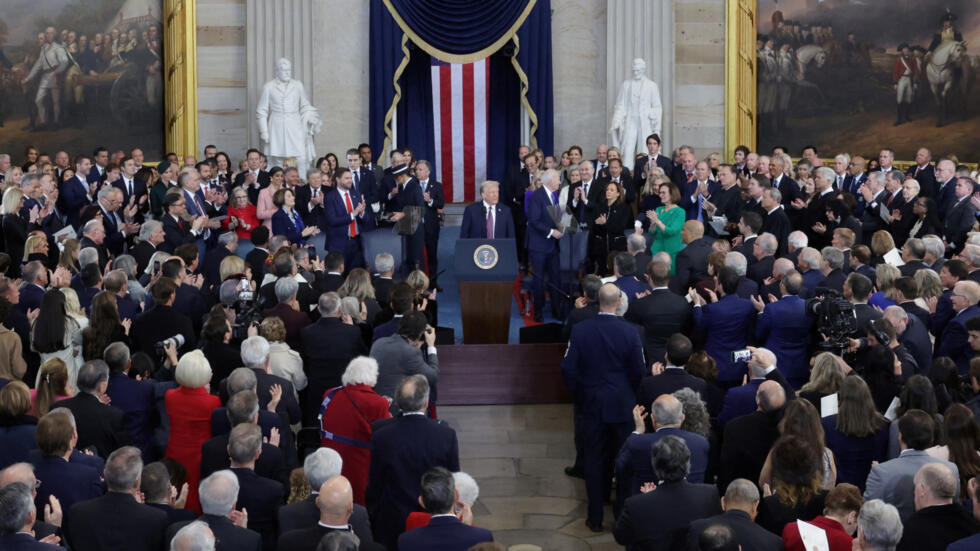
left=613, top=435, right=722, bottom=551
left=396, top=467, right=493, bottom=551
left=626, top=260, right=692, bottom=365
left=56, top=360, right=130, bottom=458
left=459, top=181, right=516, bottom=240
left=562, top=283, right=646, bottom=532
left=0, top=481, right=67, bottom=551
left=277, top=449, right=375, bottom=546
left=717, top=380, right=786, bottom=492
left=66, top=446, right=169, bottom=551
left=366, top=375, right=459, bottom=551
left=227, top=424, right=285, bottom=551
left=167, top=470, right=262, bottom=551
left=686, top=479, right=783, bottom=551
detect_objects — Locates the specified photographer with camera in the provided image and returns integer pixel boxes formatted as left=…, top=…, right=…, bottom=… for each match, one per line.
left=370, top=311, right=439, bottom=414
left=130, top=277, right=195, bottom=374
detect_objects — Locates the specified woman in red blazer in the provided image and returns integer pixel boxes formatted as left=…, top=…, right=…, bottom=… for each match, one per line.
left=319, top=356, right=392, bottom=505
left=165, top=349, right=221, bottom=512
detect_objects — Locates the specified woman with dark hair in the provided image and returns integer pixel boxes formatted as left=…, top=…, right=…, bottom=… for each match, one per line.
left=822, top=376, right=889, bottom=490
left=589, top=181, right=633, bottom=275
left=256, top=166, right=284, bottom=229
left=906, top=196, right=943, bottom=240
left=863, top=344, right=903, bottom=413
left=887, top=375, right=942, bottom=459
left=929, top=356, right=966, bottom=413
left=646, top=181, right=685, bottom=272
left=271, top=187, right=319, bottom=247
left=760, top=399, right=837, bottom=490
left=928, top=403, right=980, bottom=500
left=324, top=152, right=339, bottom=173
left=825, top=198, right=862, bottom=245
left=684, top=351, right=725, bottom=417
left=756, top=434, right=829, bottom=535
left=199, top=313, right=239, bottom=388
left=0, top=381, right=38, bottom=468
left=30, top=289, right=83, bottom=389
left=81, top=291, right=130, bottom=361
left=214, top=152, right=233, bottom=187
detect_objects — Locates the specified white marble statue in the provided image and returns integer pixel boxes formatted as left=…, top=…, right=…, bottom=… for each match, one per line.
left=256, top=58, right=322, bottom=170
left=609, top=58, right=663, bottom=163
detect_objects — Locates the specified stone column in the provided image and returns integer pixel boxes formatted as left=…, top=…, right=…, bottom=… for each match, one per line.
left=246, top=0, right=315, bottom=149
left=605, top=0, right=674, bottom=151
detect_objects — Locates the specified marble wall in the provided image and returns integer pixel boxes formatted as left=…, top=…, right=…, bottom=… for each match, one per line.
left=193, top=0, right=727, bottom=165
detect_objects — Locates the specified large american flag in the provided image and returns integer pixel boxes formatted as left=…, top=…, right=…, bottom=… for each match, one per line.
left=431, top=57, right=489, bottom=203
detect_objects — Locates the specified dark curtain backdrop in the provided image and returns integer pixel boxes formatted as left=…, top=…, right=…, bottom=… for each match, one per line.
left=369, top=0, right=553, bottom=183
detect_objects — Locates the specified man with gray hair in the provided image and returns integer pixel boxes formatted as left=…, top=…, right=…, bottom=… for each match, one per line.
left=260, top=276, right=310, bottom=350
left=459, top=180, right=515, bottom=240
left=616, top=393, right=710, bottom=497
left=882, top=305, right=932, bottom=378
left=235, top=336, right=301, bottom=435
left=718, top=380, right=786, bottom=490
left=797, top=247, right=825, bottom=298
left=103, top=342, right=156, bottom=461
left=747, top=233, right=778, bottom=287
left=202, top=387, right=287, bottom=484
left=169, top=521, right=215, bottom=551
left=56, top=360, right=128, bottom=458
left=820, top=246, right=847, bottom=292
left=614, top=435, right=721, bottom=550
left=859, top=170, right=889, bottom=242
left=856, top=500, right=903, bottom=551
left=626, top=232, right=652, bottom=278
left=79, top=218, right=109, bottom=272
left=66, top=446, right=169, bottom=551
left=278, top=448, right=375, bottom=545
left=0, top=462, right=63, bottom=545
left=0, top=482, right=60, bottom=551
left=227, top=424, right=284, bottom=551
left=166, top=471, right=261, bottom=551
left=526, top=168, right=564, bottom=321
left=898, top=463, right=979, bottom=550
left=686, top=478, right=782, bottom=551
left=301, top=291, right=367, bottom=424
left=371, top=252, right=396, bottom=309
left=200, top=232, right=238, bottom=292
left=724, top=251, right=758, bottom=299
left=366, top=375, right=459, bottom=550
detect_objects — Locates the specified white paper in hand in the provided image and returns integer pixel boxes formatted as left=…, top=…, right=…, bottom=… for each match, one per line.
left=883, top=248, right=905, bottom=267
left=797, top=520, right=829, bottom=551
left=820, top=393, right=839, bottom=418
left=884, top=396, right=902, bottom=421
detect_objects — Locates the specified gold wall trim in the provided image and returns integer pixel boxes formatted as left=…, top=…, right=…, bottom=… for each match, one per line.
left=164, top=0, right=199, bottom=158
left=725, top=0, right=757, bottom=161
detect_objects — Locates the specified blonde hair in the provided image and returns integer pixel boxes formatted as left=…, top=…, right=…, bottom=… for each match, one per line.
left=1, top=187, right=24, bottom=215
left=0, top=380, right=31, bottom=417
left=219, top=255, right=246, bottom=282
left=175, top=350, right=213, bottom=389
left=642, top=168, right=668, bottom=197
left=914, top=269, right=943, bottom=300
left=405, top=270, right=430, bottom=295
left=338, top=268, right=376, bottom=301
left=23, top=234, right=47, bottom=261
left=875, top=264, right=901, bottom=297
left=58, top=239, right=81, bottom=272
left=34, top=358, right=70, bottom=416
left=800, top=353, right=844, bottom=395
left=59, top=287, right=85, bottom=318
left=870, top=230, right=896, bottom=257
left=259, top=316, right=286, bottom=343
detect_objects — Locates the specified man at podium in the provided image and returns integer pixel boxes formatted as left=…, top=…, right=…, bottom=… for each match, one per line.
left=460, top=181, right=515, bottom=239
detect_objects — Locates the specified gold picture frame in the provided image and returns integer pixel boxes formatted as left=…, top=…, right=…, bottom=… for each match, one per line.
left=164, top=0, right=198, bottom=158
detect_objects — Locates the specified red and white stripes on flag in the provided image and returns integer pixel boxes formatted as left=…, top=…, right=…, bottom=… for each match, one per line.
left=431, top=57, right=489, bottom=203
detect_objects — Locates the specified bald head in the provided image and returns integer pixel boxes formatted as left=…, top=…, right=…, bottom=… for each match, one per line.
left=915, top=463, right=957, bottom=507
left=0, top=463, right=34, bottom=488
left=598, top=283, right=622, bottom=312
left=651, top=394, right=684, bottom=427
left=756, top=380, right=785, bottom=412
left=316, top=476, right=354, bottom=523
left=682, top=220, right=704, bottom=243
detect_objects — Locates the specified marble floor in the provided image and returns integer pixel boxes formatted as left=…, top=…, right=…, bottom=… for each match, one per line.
left=439, top=404, right=624, bottom=551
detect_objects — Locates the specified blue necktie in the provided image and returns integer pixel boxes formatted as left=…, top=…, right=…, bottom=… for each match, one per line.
left=696, top=195, right=704, bottom=223
left=551, top=191, right=559, bottom=205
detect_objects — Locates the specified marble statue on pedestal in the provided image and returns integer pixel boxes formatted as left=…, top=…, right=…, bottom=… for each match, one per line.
left=256, top=58, right=322, bottom=170
left=610, top=58, right=663, bottom=163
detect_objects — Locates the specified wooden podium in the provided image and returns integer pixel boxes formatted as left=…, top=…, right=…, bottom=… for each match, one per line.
left=454, top=239, right=518, bottom=344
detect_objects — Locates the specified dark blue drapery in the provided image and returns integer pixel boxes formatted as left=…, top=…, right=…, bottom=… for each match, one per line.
left=368, top=0, right=553, bottom=183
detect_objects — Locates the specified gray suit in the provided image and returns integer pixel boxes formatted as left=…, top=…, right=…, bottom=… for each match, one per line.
left=370, top=334, right=439, bottom=400
left=863, top=449, right=959, bottom=521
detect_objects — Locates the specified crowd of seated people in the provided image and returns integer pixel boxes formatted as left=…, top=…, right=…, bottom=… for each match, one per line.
left=0, top=139, right=978, bottom=551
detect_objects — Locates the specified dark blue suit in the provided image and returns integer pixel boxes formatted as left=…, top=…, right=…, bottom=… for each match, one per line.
left=678, top=180, right=719, bottom=221
left=936, top=305, right=980, bottom=374
left=935, top=178, right=957, bottom=219
left=32, top=455, right=105, bottom=524
left=371, top=315, right=400, bottom=343
left=755, top=295, right=813, bottom=388
left=86, top=165, right=107, bottom=185
left=105, top=372, right=158, bottom=461
left=397, top=515, right=494, bottom=551
left=16, top=284, right=45, bottom=315
left=231, top=467, right=284, bottom=551
left=526, top=187, right=562, bottom=317
left=60, top=175, right=92, bottom=229
left=0, top=533, right=66, bottom=551
left=615, top=276, right=651, bottom=304
left=324, top=187, right=368, bottom=271
left=270, top=208, right=308, bottom=247
left=459, top=201, right=515, bottom=239
left=366, top=414, right=459, bottom=551
left=111, top=177, right=148, bottom=210
left=615, top=426, right=710, bottom=495
left=391, top=178, right=426, bottom=271
left=115, top=295, right=140, bottom=321
left=718, top=379, right=764, bottom=425
left=562, top=314, right=646, bottom=526
left=800, top=269, right=825, bottom=299
left=694, top=295, right=756, bottom=384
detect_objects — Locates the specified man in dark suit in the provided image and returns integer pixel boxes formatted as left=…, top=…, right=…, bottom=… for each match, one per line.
left=614, top=435, right=722, bottom=550
left=139, top=463, right=195, bottom=525
left=31, top=412, right=106, bottom=526
left=627, top=261, right=692, bottom=364
left=65, top=446, right=169, bottom=551
left=635, top=334, right=707, bottom=411
left=79, top=219, right=111, bottom=273
left=159, top=193, right=205, bottom=254
left=751, top=272, right=813, bottom=388
left=632, top=133, right=673, bottom=192
left=679, top=161, right=718, bottom=221
left=130, top=278, right=196, bottom=365
left=906, top=148, right=936, bottom=197
left=86, top=148, right=109, bottom=186
left=227, top=424, right=285, bottom=551
left=300, top=293, right=367, bottom=424
left=318, top=252, right=345, bottom=293
left=945, top=178, right=979, bottom=252
left=365, top=375, right=459, bottom=551
left=166, top=470, right=262, bottom=551
left=0, top=481, right=65, bottom=551
left=884, top=306, right=933, bottom=378
left=693, top=267, right=757, bottom=386
left=806, top=167, right=838, bottom=248
left=717, top=348, right=794, bottom=425
left=61, top=157, right=95, bottom=230
left=746, top=233, right=777, bottom=287
left=702, top=164, right=743, bottom=231
left=843, top=272, right=883, bottom=337
left=459, top=181, right=516, bottom=240
left=761, top=188, right=792, bottom=256
left=387, top=165, right=426, bottom=273
left=769, top=156, right=802, bottom=215
left=562, top=283, right=646, bottom=532
left=132, top=220, right=165, bottom=276
left=563, top=275, right=602, bottom=342
left=16, top=265, right=46, bottom=315
left=103, top=343, right=157, bottom=462
left=111, top=156, right=148, bottom=213
left=934, top=159, right=958, bottom=220
left=325, top=168, right=370, bottom=273
left=413, top=161, right=444, bottom=282
left=597, top=158, right=635, bottom=203
left=201, top=390, right=288, bottom=485
left=898, top=462, right=980, bottom=551
left=859, top=172, right=889, bottom=243
left=277, top=449, right=374, bottom=545
left=893, top=277, right=931, bottom=325
left=232, top=149, right=271, bottom=205
left=936, top=281, right=980, bottom=374
left=686, top=479, right=783, bottom=551
left=278, top=474, right=383, bottom=551
left=245, top=227, right=272, bottom=284
left=819, top=246, right=848, bottom=293
left=670, top=221, right=713, bottom=294
left=526, top=169, right=564, bottom=322
left=293, top=171, right=328, bottom=230
left=717, top=381, right=786, bottom=491
left=613, top=253, right=651, bottom=304
left=500, top=145, right=529, bottom=210
left=200, top=232, right=237, bottom=294
left=734, top=212, right=762, bottom=265
left=56, top=360, right=129, bottom=458
left=396, top=467, right=493, bottom=551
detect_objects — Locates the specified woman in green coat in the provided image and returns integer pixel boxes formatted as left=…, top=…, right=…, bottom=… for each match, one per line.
left=646, top=181, right=685, bottom=273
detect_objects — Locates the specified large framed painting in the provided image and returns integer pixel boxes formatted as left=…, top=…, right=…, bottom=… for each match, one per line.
left=746, top=0, right=978, bottom=162
left=0, top=0, right=197, bottom=159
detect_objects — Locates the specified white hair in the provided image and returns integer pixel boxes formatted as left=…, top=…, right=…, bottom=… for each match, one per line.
left=82, top=219, right=103, bottom=237
left=858, top=500, right=903, bottom=550
left=79, top=247, right=99, bottom=268
left=373, top=253, right=395, bottom=275
left=615, top=290, right=629, bottom=316
left=175, top=350, right=212, bottom=389
left=304, top=448, right=343, bottom=488
left=800, top=247, right=823, bottom=270
left=724, top=252, right=748, bottom=276
left=788, top=231, right=808, bottom=250
left=652, top=251, right=672, bottom=268
left=199, top=471, right=239, bottom=516
left=341, top=356, right=379, bottom=387
left=452, top=472, right=480, bottom=506
left=240, top=336, right=270, bottom=368
left=170, top=521, right=215, bottom=551
left=922, top=236, right=944, bottom=259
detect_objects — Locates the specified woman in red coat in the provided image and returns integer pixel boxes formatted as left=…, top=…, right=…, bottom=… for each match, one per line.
left=319, top=356, right=392, bottom=505
left=165, top=349, right=221, bottom=512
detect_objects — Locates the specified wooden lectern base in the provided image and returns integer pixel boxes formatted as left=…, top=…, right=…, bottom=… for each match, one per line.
left=437, top=343, right=571, bottom=405
left=458, top=281, right=513, bottom=344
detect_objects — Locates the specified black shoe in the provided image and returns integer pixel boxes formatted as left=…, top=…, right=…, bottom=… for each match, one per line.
left=585, top=520, right=603, bottom=533
left=564, top=466, right=585, bottom=479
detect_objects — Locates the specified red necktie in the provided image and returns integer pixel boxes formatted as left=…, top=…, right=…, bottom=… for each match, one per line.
left=885, top=193, right=893, bottom=208
left=687, top=172, right=695, bottom=182
left=344, top=192, right=357, bottom=238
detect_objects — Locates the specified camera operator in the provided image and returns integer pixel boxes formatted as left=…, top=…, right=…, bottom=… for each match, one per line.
left=218, top=279, right=263, bottom=344
left=370, top=311, right=439, bottom=414
left=843, top=317, right=916, bottom=380
left=131, top=277, right=196, bottom=374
